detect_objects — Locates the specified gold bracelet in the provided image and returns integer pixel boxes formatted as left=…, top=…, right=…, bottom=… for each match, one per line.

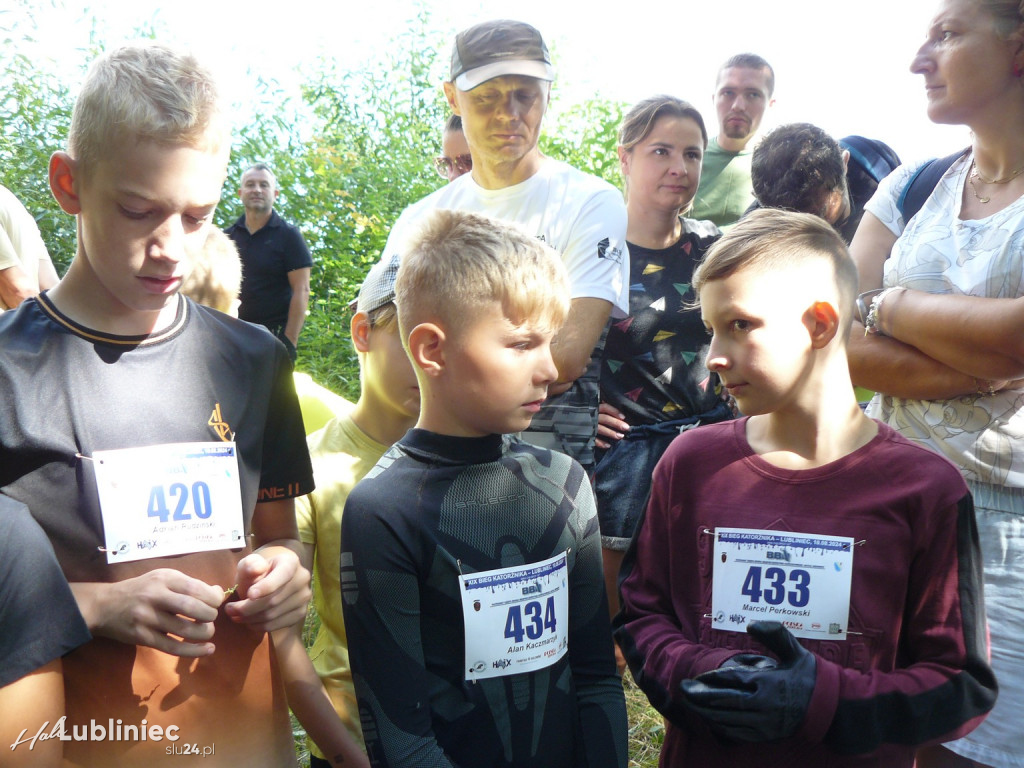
left=974, top=379, right=996, bottom=396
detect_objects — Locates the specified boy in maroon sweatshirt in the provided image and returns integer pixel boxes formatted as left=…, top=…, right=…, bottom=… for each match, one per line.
left=614, top=209, right=995, bottom=767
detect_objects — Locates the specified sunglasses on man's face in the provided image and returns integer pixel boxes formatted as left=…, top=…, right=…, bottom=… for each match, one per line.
left=433, top=153, right=472, bottom=178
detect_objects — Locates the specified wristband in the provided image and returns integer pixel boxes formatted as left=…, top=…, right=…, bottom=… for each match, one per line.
left=855, top=289, right=884, bottom=326
left=863, top=287, right=903, bottom=337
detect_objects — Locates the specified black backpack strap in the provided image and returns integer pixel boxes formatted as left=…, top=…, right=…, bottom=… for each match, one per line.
left=896, top=147, right=970, bottom=223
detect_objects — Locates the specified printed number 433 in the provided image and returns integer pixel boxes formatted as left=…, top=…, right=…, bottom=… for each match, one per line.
left=742, top=566, right=810, bottom=607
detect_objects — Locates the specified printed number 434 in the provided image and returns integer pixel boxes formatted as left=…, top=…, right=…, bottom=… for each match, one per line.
left=504, top=597, right=557, bottom=643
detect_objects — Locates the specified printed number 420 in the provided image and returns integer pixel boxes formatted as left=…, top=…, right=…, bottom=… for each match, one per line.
left=504, top=597, right=557, bottom=643
left=742, top=566, right=810, bottom=607
left=148, top=481, right=213, bottom=523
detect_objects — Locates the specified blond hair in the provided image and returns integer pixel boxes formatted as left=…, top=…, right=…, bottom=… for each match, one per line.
left=693, top=208, right=858, bottom=331
left=68, top=43, right=227, bottom=177
left=395, top=209, right=570, bottom=339
left=180, top=228, right=242, bottom=314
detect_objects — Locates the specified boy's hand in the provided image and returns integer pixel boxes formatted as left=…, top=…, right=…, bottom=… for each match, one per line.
left=679, top=621, right=816, bottom=742
left=224, top=549, right=311, bottom=632
left=75, top=569, right=222, bottom=657
left=596, top=403, right=630, bottom=450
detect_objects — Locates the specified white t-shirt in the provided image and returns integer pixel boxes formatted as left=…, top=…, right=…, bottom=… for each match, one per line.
left=380, top=157, right=629, bottom=469
left=864, top=153, right=1024, bottom=486
left=382, top=157, right=629, bottom=316
left=0, top=184, right=55, bottom=310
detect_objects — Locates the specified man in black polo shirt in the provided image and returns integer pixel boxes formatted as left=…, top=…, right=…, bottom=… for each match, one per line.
left=225, top=163, right=312, bottom=360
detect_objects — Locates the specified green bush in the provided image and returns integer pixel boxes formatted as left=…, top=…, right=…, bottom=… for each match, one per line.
left=0, top=20, right=79, bottom=273
left=2, top=5, right=627, bottom=405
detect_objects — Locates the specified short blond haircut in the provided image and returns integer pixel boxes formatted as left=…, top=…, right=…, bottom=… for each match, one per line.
left=693, top=208, right=858, bottom=333
left=180, top=228, right=242, bottom=314
left=395, top=209, right=570, bottom=339
left=68, top=43, right=228, bottom=178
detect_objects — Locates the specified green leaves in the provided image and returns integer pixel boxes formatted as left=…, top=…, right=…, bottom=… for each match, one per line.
left=3, top=5, right=626, bottom=404
left=542, top=98, right=627, bottom=188
left=0, top=16, right=77, bottom=274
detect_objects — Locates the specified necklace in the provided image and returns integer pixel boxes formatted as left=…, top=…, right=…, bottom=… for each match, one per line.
left=969, top=159, right=1024, bottom=204
left=969, top=171, right=991, bottom=204
left=971, top=160, right=1024, bottom=185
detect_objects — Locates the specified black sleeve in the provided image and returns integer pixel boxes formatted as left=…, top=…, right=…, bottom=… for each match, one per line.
left=0, top=496, right=90, bottom=687
left=258, top=344, right=314, bottom=499
left=283, top=224, right=313, bottom=271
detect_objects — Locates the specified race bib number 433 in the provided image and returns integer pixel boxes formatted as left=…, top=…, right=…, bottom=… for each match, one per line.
left=93, top=442, right=246, bottom=563
left=460, top=552, right=569, bottom=681
left=711, top=528, right=854, bottom=640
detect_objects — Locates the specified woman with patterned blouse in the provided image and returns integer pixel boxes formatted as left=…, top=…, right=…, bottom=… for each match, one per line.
left=595, top=96, right=734, bottom=642
left=848, top=1, right=1024, bottom=765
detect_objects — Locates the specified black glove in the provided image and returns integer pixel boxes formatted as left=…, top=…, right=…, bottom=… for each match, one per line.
left=679, top=621, right=816, bottom=743
left=718, top=653, right=778, bottom=672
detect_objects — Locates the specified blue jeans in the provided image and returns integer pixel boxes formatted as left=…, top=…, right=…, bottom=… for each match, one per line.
left=944, top=481, right=1024, bottom=767
left=595, top=401, right=732, bottom=551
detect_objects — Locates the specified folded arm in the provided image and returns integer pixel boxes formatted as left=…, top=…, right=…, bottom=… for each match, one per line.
left=846, top=212, right=1009, bottom=398
left=883, top=289, right=1024, bottom=381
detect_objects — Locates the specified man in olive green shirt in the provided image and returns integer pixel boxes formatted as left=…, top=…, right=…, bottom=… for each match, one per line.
left=691, top=53, right=775, bottom=229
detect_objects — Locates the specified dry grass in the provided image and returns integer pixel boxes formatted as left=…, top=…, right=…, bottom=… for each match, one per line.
left=623, top=672, right=664, bottom=768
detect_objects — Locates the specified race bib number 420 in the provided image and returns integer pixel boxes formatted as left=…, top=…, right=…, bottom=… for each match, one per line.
left=460, top=552, right=569, bottom=681
left=711, top=528, right=854, bottom=640
left=93, top=442, right=246, bottom=563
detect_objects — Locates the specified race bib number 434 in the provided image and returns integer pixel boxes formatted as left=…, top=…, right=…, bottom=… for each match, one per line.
left=459, top=552, right=569, bottom=681
left=711, top=528, right=854, bottom=640
left=93, top=442, right=246, bottom=563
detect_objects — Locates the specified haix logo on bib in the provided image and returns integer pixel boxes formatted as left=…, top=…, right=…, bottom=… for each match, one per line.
left=207, top=403, right=235, bottom=442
